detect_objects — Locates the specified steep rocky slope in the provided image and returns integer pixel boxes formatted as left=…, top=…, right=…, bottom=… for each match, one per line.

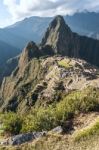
left=41, top=15, right=99, bottom=66
left=0, top=53, right=99, bottom=113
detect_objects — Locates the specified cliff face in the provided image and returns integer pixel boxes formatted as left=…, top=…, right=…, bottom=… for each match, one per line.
left=41, top=15, right=78, bottom=56
left=18, top=41, right=40, bottom=75
left=0, top=41, right=43, bottom=113
left=41, top=15, right=99, bottom=66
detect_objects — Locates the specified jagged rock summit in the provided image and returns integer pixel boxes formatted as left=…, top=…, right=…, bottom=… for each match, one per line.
left=41, top=15, right=99, bottom=66
left=18, top=41, right=40, bottom=74
left=41, top=15, right=75, bottom=56
left=19, top=41, right=40, bottom=67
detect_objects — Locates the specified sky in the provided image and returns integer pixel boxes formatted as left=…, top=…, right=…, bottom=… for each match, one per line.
left=0, top=0, right=99, bottom=28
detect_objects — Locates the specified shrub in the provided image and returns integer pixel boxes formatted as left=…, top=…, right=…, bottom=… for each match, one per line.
left=0, top=112, right=23, bottom=135
left=21, top=107, right=56, bottom=132
left=59, top=87, right=99, bottom=114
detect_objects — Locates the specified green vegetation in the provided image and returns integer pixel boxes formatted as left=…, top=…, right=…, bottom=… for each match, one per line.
left=21, top=107, right=56, bottom=132
left=58, top=59, right=72, bottom=68
left=21, top=87, right=99, bottom=132
left=0, top=87, right=99, bottom=136
left=0, top=112, right=22, bottom=135
left=74, top=119, right=99, bottom=141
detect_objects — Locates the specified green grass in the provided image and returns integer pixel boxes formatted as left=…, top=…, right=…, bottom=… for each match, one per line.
left=58, top=59, right=72, bottom=68
left=74, top=119, right=99, bottom=141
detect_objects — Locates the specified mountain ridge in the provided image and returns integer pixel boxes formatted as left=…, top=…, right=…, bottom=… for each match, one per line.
left=40, top=15, right=99, bottom=67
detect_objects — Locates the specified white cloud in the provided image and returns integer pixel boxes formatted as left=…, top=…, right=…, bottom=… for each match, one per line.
left=3, top=0, right=99, bottom=23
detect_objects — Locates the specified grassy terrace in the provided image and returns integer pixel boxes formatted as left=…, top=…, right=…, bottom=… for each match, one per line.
left=58, top=59, right=73, bottom=68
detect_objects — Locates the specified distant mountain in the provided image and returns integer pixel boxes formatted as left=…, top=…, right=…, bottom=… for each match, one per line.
left=1, top=11, right=99, bottom=50
left=0, top=40, right=19, bottom=66
left=0, top=11, right=99, bottom=68
left=0, top=56, right=19, bottom=83
left=65, top=11, right=99, bottom=39
left=0, top=40, right=19, bottom=83
left=0, top=17, right=52, bottom=67
left=5, top=17, right=52, bottom=44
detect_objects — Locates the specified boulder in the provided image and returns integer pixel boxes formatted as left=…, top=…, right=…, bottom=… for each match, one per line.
left=51, top=126, right=63, bottom=134
left=0, top=131, right=47, bottom=146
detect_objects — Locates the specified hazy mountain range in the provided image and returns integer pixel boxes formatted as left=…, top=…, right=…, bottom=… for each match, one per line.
left=0, top=11, right=99, bottom=67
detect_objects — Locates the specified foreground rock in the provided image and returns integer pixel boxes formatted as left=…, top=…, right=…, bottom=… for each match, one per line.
left=51, top=126, right=63, bottom=134
left=0, top=126, right=63, bottom=146
left=0, top=131, right=47, bottom=146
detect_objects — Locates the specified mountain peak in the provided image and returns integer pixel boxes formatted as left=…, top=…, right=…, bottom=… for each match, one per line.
left=49, top=15, right=66, bottom=29
left=25, top=41, right=37, bottom=50
left=24, top=41, right=39, bottom=58
left=41, top=15, right=73, bottom=55
left=18, top=41, right=40, bottom=73
left=21, top=41, right=39, bottom=60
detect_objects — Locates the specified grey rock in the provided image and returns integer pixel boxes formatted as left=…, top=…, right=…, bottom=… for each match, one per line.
left=51, top=126, right=63, bottom=134
left=0, top=131, right=47, bottom=146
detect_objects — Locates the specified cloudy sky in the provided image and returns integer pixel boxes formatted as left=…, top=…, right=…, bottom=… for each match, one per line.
left=0, top=0, right=99, bottom=27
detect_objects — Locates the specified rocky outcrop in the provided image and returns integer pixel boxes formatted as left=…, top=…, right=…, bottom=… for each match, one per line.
left=0, top=131, right=47, bottom=146
left=18, top=41, right=40, bottom=74
left=41, top=15, right=77, bottom=56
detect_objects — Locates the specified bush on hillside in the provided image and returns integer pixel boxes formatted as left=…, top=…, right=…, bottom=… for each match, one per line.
left=0, top=112, right=23, bottom=135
